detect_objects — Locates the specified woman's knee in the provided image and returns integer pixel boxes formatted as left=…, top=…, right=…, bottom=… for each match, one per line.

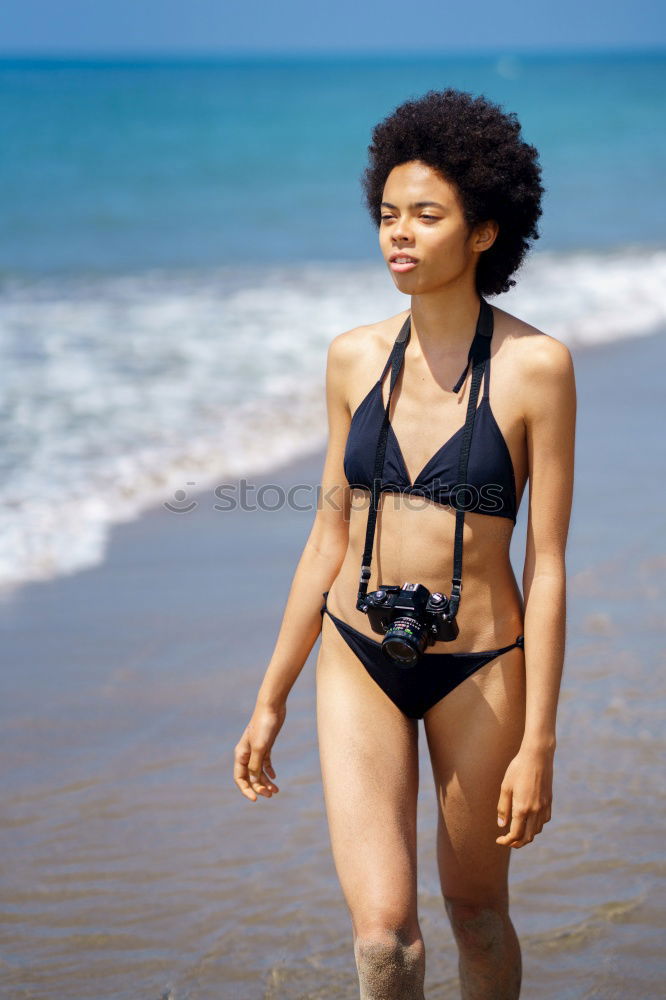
left=353, top=924, right=425, bottom=998
left=443, top=894, right=510, bottom=953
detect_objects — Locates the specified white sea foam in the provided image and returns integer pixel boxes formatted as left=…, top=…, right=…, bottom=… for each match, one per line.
left=0, top=245, right=664, bottom=596
left=500, top=245, right=666, bottom=346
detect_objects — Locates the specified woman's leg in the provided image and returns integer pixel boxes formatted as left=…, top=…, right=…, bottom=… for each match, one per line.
left=316, top=614, right=425, bottom=1000
left=423, top=646, right=526, bottom=1000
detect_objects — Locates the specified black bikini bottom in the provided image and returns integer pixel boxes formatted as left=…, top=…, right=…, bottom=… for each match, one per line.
left=320, top=591, right=524, bottom=720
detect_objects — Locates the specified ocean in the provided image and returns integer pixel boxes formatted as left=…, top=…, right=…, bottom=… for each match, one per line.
left=1, top=49, right=665, bottom=594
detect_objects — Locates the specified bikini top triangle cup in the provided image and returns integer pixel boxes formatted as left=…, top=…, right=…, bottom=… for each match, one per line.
left=343, top=303, right=518, bottom=522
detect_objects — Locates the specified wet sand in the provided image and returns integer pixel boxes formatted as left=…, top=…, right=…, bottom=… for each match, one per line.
left=1, top=328, right=665, bottom=999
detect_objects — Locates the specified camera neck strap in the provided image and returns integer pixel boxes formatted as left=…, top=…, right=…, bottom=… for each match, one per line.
left=356, top=297, right=493, bottom=616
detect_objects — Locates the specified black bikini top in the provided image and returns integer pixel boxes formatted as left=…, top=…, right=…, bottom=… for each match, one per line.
left=343, top=305, right=518, bottom=522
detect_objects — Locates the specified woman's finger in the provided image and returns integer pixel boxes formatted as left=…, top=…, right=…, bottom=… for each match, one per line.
left=511, top=811, right=539, bottom=848
left=248, top=740, right=282, bottom=793
left=496, top=807, right=527, bottom=847
left=248, top=743, right=269, bottom=776
left=255, top=768, right=279, bottom=793
left=258, top=767, right=279, bottom=794
left=233, top=754, right=258, bottom=802
left=263, top=763, right=278, bottom=788
left=233, top=736, right=261, bottom=801
left=247, top=763, right=279, bottom=797
left=496, top=783, right=512, bottom=829
left=234, top=773, right=258, bottom=802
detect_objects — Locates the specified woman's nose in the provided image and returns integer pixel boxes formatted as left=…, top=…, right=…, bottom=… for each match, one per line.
left=391, top=218, right=414, bottom=243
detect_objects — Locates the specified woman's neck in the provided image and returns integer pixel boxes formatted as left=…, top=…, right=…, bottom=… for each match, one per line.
left=408, top=287, right=483, bottom=357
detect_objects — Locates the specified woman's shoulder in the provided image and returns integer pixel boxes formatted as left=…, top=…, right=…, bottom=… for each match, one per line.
left=326, top=310, right=411, bottom=376
left=491, top=305, right=576, bottom=436
left=491, top=303, right=574, bottom=381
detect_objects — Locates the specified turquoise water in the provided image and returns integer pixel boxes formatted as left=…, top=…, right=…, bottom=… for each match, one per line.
left=1, top=51, right=665, bottom=273
left=0, top=50, right=665, bottom=593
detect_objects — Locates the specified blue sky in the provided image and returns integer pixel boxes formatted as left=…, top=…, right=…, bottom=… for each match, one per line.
left=1, top=0, right=664, bottom=55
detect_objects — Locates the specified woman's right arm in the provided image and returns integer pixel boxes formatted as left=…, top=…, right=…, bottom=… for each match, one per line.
left=233, top=327, right=357, bottom=802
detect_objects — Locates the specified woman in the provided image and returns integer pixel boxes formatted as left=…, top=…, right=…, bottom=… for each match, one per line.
left=234, top=88, right=576, bottom=1000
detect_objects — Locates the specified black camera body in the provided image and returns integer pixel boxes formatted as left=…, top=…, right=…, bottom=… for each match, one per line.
left=361, top=582, right=459, bottom=667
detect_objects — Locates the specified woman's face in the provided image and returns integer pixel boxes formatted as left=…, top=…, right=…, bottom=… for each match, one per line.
left=378, top=160, right=496, bottom=293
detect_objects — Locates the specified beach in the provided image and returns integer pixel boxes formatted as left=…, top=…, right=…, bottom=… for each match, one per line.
left=1, top=325, right=665, bottom=999
left=2, top=48, right=665, bottom=1000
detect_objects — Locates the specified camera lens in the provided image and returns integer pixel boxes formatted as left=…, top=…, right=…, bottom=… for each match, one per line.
left=381, top=616, right=429, bottom=668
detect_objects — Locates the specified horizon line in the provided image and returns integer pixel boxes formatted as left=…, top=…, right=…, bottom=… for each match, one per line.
left=1, top=43, right=665, bottom=62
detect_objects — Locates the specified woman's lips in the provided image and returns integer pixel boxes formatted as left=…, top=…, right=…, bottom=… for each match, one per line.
left=389, top=258, right=418, bottom=272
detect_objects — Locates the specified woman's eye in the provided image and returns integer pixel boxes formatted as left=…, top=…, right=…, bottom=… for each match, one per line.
left=380, top=213, right=438, bottom=222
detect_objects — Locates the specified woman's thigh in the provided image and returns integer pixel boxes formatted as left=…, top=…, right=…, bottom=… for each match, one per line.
left=316, top=614, right=420, bottom=933
left=423, top=646, right=526, bottom=903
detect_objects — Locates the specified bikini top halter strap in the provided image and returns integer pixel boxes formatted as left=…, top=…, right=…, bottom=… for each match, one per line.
left=356, top=297, right=493, bottom=620
left=377, top=305, right=491, bottom=397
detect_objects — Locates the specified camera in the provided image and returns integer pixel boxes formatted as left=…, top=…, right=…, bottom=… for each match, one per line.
left=360, top=582, right=459, bottom=668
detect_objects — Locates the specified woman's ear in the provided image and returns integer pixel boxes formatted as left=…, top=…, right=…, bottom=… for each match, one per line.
left=474, top=220, right=499, bottom=253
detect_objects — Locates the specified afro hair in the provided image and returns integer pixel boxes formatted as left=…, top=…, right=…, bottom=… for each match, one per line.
left=361, top=88, right=545, bottom=296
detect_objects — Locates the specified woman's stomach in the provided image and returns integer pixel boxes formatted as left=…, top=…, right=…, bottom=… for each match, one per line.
left=327, top=489, right=524, bottom=652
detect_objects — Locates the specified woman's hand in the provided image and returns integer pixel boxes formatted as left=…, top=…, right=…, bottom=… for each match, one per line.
left=495, top=744, right=554, bottom=847
left=233, top=699, right=287, bottom=802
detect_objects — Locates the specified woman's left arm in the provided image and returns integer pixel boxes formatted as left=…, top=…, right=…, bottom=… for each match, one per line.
left=496, top=334, right=577, bottom=848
